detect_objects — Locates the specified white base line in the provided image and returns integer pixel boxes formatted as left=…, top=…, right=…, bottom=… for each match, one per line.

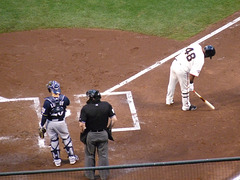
left=104, top=17, right=240, bottom=94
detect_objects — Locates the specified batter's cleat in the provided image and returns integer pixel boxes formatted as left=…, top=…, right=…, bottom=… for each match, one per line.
left=69, top=155, right=79, bottom=165
left=53, top=159, right=61, bottom=167
left=188, top=105, right=197, bottom=111
left=182, top=105, right=197, bottom=111
left=189, top=105, right=197, bottom=111
left=166, top=100, right=174, bottom=106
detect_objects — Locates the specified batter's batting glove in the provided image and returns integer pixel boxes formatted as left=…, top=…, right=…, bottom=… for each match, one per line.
left=189, top=83, right=194, bottom=91
left=39, top=127, right=46, bottom=139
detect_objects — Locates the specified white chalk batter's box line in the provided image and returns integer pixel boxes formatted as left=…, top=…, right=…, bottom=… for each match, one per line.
left=0, top=96, right=46, bottom=148
left=0, top=91, right=140, bottom=147
left=0, top=96, right=42, bottom=119
left=74, top=91, right=141, bottom=132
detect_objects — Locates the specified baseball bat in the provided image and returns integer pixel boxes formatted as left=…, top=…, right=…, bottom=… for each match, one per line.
left=193, top=90, right=215, bottom=110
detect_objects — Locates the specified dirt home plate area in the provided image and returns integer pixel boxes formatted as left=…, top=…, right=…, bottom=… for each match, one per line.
left=0, top=12, right=240, bottom=179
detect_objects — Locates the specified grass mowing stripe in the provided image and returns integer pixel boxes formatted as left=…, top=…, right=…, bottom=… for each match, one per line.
left=0, top=0, right=239, bottom=40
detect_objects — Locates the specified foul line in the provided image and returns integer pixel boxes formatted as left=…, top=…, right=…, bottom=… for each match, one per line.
left=104, top=16, right=240, bottom=94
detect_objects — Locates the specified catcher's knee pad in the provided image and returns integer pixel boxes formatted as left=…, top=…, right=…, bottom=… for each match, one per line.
left=51, top=137, right=60, bottom=159
left=62, top=136, right=75, bottom=156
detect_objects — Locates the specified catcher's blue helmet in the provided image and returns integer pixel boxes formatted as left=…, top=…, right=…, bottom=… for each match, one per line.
left=204, top=45, right=216, bottom=59
left=47, top=80, right=61, bottom=94
left=86, top=89, right=101, bottom=99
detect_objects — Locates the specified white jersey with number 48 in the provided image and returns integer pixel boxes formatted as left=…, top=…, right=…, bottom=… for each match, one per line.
left=175, top=43, right=204, bottom=77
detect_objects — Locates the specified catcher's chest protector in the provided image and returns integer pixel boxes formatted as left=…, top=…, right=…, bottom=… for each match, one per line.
left=46, top=95, right=65, bottom=117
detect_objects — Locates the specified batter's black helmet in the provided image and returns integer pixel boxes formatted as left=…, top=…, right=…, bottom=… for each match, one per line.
left=86, top=89, right=101, bottom=99
left=204, top=45, right=216, bottom=59
left=47, top=80, right=61, bottom=94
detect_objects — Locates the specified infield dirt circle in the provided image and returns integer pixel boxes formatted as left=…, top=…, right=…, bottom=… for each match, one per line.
left=0, top=12, right=240, bottom=179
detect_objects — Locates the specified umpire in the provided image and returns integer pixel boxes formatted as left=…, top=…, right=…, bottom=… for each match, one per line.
left=79, top=89, right=117, bottom=180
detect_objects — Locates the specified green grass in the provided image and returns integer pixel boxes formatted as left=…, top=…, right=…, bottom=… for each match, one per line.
left=0, top=0, right=239, bottom=40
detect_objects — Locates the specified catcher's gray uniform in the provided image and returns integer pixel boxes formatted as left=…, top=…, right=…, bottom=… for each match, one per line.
left=40, top=81, right=78, bottom=167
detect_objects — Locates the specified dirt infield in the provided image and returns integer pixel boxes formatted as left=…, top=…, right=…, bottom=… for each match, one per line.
left=0, top=11, right=240, bottom=178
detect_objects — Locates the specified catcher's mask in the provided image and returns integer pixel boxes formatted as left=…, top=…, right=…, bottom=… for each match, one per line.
left=47, top=80, right=61, bottom=94
left=204, top=45, right=216, bottom=59
left=86, top=89, right=101, bottom=99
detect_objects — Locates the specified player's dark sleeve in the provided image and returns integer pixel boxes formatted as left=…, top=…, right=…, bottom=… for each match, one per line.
left=40, top=100, right=50, bottom=126
left=64, top=96, right=70, bottom=106
left=41, top=115, right=47, bottom=127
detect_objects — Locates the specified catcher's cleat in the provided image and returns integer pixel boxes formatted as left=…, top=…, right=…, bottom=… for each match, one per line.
left=54, top=159, right=61, bottom=167
left=69, top=155, right=78, bottom=165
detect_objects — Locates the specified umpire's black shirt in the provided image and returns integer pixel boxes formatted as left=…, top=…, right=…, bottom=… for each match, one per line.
left=79, top=99, right=115, bottom=131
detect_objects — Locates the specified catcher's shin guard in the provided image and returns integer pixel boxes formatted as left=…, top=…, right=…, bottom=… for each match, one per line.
left=63, top=136, right=75, bottom=156
left=51, top=137, right=60, bottom=160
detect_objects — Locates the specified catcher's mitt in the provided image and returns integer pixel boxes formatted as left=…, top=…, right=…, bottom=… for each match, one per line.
left=39, top=127, right=46, bottom=139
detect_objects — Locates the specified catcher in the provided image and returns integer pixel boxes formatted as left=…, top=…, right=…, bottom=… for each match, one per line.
left=39, top=80, right=78, bottom=167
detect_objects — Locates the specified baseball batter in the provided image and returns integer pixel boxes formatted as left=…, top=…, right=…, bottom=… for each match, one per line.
left=166, top=43, right=216, bottom=111
left=40, top=80, right=78, bottom=167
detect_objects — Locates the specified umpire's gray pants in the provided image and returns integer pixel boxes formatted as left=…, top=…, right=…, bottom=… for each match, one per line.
left=85, top=130, right=109, bottom=179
